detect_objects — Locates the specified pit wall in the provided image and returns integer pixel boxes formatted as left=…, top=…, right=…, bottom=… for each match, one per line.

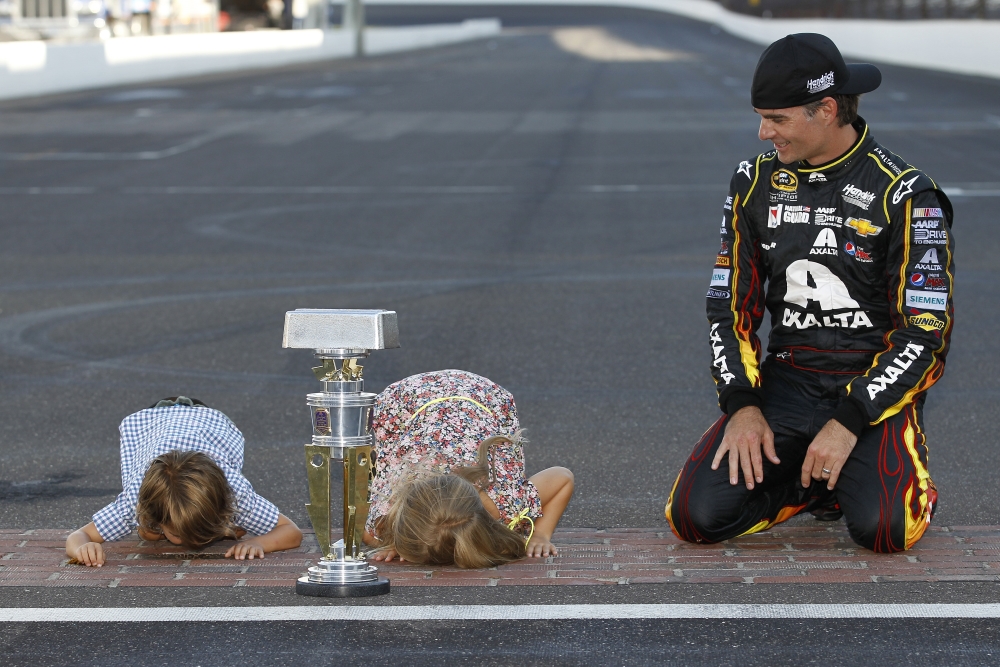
left=0, top=19, right=501, bottom=101
left=370, top=0, right=1000, bottom=80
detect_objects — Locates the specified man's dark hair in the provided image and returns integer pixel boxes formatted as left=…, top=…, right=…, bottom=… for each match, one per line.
left=804, top=94, right=860, bottom=127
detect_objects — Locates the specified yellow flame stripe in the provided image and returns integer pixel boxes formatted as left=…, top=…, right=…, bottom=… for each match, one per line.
left=664, top=469, right=683, bottom=527
left=726, top=154, right=769, bottom=389
left=902, top=410, right=933, bottom=549
left=736, top=504, right=805, bottom=538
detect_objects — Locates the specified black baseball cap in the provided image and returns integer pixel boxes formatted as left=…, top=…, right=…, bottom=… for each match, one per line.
left=751, top=33, right=881, bottom=109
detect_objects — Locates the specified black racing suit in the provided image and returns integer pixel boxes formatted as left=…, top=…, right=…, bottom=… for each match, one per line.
left=666, top=118, right=954, bottom=552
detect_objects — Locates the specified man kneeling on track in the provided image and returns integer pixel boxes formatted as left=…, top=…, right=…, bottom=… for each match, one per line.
left=666, top=34, right=954, bottom=553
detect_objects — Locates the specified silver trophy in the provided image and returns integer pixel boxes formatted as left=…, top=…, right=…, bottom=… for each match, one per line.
left=283, top=309, right=397, bottom=597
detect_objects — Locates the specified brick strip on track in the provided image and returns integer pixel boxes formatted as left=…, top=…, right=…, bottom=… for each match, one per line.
left=3, top=526, right=998, bottom=588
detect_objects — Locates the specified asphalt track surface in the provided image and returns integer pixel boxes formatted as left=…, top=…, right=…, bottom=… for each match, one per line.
left=2, top=5, right=1000, bottom=664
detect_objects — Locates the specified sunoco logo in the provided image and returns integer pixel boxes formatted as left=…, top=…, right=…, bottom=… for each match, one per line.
left=910, top=313, right=945, bottom=332
left=771, top=169, right=798, bottom=192
left=841, top=184, right=877, bottom=210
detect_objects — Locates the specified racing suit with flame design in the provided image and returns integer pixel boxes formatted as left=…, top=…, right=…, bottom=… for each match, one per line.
left=666, top=118, right=954, bottom=552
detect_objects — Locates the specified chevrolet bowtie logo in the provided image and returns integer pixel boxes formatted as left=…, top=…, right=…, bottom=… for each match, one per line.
left=847, top=217, right=883, bottom=237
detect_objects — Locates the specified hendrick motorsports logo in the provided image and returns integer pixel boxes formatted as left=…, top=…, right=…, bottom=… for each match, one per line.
left=841, top=183, right=876, bottom=209
left=806, top=71, right=835, bottom=94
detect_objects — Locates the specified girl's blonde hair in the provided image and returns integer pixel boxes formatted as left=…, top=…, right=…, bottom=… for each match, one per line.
left=136, top=450, right=237, bottom=549
left=375, top=433, right=527, bottom=568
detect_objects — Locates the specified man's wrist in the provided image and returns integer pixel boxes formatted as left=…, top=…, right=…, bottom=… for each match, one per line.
left=831, top=396, right=868, bottom=438
left=720, top=387, right=764, bottom=416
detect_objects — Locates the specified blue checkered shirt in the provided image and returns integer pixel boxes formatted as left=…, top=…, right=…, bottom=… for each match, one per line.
left=92, top=405, right=280, bottom=541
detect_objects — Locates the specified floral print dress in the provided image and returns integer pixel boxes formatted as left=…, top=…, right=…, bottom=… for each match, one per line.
left=366, top=369, right=542, bottom=539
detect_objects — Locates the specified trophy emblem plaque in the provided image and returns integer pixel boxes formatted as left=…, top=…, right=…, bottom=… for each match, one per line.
left=282, top=308, right=397, bottom=597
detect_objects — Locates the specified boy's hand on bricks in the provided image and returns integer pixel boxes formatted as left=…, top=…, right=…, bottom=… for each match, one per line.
left=76, top=542, right=105, bottom=567
left=225, top=541, right=265, bottom=560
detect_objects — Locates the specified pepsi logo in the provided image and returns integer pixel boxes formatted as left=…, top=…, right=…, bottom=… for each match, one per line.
left=844, top=241, right=856, bottom=256
left=910, top=272, right=926, bottom=287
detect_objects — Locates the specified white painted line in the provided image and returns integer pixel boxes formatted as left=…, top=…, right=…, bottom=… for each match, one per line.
left=3, top=604, right=1000, bottom=622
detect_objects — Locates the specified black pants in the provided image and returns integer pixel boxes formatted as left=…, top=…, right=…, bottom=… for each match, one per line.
left=666, top=360, right=936, bottom=553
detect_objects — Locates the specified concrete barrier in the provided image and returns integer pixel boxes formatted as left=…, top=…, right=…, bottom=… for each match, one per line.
left=370, top=0, right=1000, bottom=80
left=0, top=19, right=501, bottom=101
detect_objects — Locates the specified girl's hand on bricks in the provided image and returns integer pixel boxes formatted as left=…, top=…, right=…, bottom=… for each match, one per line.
left=372, top=547, right=405, bottom=563
left=525, top=535, right=558, bottom=558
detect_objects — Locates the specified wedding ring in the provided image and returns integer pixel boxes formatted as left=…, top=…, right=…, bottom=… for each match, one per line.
left=822, top=468, right=832, bottom=475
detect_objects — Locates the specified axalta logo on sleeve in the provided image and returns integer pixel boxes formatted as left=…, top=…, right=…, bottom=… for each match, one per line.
left=905, top=289, right=948, bottom=311
left=866, top=342, right=924, bottom=400
left=710, top=323, right=735, bottom=385
left=782, top=260, right=873, bottom=329
left=914, top=248, right=942, bottom=271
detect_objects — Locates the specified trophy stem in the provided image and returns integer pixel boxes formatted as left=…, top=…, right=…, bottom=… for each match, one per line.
left=290, top=338, right=390, bottom=598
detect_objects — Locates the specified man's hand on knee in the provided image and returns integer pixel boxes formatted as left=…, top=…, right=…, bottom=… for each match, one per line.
left=711, top=406, right=779, bottom=490
left=801, top=419, right=859, bottom=491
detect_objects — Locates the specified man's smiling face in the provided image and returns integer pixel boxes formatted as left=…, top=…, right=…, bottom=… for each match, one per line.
left=755, top=106, right=826, bottom=164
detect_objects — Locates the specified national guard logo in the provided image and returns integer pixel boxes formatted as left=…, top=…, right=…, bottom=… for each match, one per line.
left=771, top=169, right=798, bottom=192
left=846, top=217, right=883, bottom=237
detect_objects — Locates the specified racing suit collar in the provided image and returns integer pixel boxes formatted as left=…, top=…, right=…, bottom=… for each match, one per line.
left=797, top=117, right=871, bottom=177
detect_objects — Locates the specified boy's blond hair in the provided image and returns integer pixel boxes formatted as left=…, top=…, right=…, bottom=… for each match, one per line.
left=136, top=450, right=237, bottom=549
left=375, top=434, right=528, bottom=568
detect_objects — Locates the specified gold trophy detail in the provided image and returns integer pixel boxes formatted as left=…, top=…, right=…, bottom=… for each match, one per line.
left=282, top=309, right=397, bottom=597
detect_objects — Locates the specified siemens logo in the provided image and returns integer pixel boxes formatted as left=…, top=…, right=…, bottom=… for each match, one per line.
left=905, top=289, right=947, bottom=311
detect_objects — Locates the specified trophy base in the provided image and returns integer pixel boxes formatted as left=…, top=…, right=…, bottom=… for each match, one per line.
left=295, top=576, right=390, bottom=597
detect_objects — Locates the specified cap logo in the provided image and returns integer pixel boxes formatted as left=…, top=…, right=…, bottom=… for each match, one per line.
left=806, top=71, right=835, bottom=94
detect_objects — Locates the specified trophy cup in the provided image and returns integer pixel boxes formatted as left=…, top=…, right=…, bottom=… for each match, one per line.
left=283, top=308, right=396, bottom=597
